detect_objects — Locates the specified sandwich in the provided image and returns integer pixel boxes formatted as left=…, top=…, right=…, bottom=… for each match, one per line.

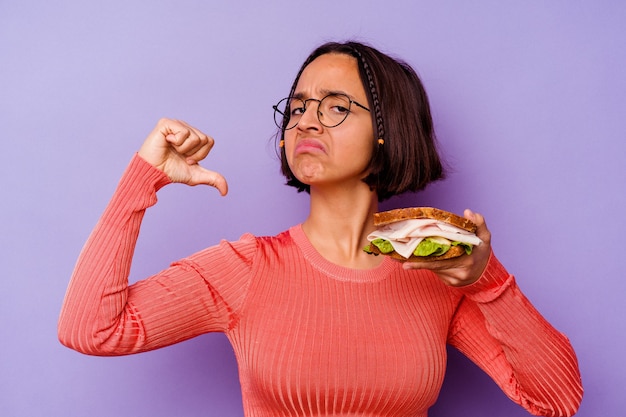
left=364, top=207, right=482, bottom=262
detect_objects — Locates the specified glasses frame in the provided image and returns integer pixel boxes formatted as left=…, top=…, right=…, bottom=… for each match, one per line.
left=273, top=93, right=370, bottom=130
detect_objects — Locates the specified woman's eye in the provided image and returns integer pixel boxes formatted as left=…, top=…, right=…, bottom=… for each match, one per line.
left=290, top=106, right=305, bottom=116
left=330, top=105, right=350, bottom=114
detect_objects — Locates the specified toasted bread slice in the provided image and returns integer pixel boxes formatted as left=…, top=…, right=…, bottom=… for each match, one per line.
left=373, top=207, right=476, bottom=233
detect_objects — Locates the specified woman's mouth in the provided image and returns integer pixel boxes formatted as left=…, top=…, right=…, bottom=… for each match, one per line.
left=294, top=138, right=327, bottom=155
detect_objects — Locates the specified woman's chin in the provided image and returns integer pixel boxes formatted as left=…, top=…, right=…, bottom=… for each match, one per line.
left=291, top=163, right=324, bottom=184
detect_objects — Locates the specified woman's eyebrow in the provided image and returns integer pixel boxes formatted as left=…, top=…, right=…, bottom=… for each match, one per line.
left=292, top=89, right=353, bottom=99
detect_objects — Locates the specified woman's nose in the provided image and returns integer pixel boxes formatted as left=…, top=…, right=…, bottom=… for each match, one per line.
left=297, top=101, right=322, bottom=130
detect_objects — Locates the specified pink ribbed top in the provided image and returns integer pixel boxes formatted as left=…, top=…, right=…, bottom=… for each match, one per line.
left=58, top=155, right=583, bottom=417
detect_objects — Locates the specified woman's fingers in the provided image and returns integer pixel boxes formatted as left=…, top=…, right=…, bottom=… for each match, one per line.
left=188, top=166, right=229, bottom=195
left=464, top=209, right=491, bottom=245
left=163, top=123, right=213, bottom=162
left=139, top=118, right=227, bottom=194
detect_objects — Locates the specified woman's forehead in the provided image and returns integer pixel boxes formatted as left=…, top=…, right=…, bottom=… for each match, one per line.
left=294, top=53, right=364, bottom=99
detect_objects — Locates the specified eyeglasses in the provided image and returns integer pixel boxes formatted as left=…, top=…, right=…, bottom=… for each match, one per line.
left=273, top=93, right=370, bottom=130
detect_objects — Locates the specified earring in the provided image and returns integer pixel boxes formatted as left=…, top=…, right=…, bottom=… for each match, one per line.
left=279, top=140, right=285, bottom=148
left=377, top=138, right=384, bottom=145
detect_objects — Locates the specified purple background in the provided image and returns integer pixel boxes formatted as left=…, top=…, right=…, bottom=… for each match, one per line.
left=1, top=1, right=624, bottom=416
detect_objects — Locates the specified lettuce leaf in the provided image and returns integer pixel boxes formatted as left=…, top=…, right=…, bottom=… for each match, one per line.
left=369, top=238, right=395, bottom=253
left=364, top=237, right=474, bottom=257
left=414, top=238, right=450, bottom=256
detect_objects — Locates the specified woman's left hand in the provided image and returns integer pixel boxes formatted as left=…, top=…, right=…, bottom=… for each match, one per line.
left=402, top=209, right=492, bottom=287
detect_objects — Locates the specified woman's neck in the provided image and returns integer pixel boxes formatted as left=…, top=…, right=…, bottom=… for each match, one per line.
left=301, top=183, right=382, bottom=269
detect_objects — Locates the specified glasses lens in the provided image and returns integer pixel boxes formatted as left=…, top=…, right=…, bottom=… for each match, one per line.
left=274, top=97, right=304, bottom=130
left=318, top=94, right=351, bottom=128
left=273, top=97, right=289, bottom=129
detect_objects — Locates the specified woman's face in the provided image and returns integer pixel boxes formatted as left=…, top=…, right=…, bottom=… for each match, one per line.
left=284, top=53, right=374, bottom=190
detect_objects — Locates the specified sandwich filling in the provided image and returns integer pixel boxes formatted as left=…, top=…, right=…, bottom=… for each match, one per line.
left=365, top=218, right=482, bottom=259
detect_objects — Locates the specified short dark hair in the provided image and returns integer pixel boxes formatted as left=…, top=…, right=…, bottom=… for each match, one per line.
left=277, top=41, right=445, bottom=202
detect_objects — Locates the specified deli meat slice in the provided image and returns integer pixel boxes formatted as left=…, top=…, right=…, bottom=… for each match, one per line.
left=367, top=219, right=483, bottom=259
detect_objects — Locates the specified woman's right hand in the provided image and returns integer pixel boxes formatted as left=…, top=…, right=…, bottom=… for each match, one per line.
left=138, top=118, right=228, bottom=195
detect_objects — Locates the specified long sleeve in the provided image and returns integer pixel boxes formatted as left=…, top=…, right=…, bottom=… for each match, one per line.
left=448, top=252, right=583, bottom=416
left=57, top=155, right=250, bottom=355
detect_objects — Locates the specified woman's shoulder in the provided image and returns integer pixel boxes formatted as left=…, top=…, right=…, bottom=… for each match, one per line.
left=248, top=226, right=300, bottom=259
left=199, top=227, right=298, bottom=265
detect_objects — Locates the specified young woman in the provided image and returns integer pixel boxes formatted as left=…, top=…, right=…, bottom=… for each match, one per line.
left=59, top=41, right=583, bottom=416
